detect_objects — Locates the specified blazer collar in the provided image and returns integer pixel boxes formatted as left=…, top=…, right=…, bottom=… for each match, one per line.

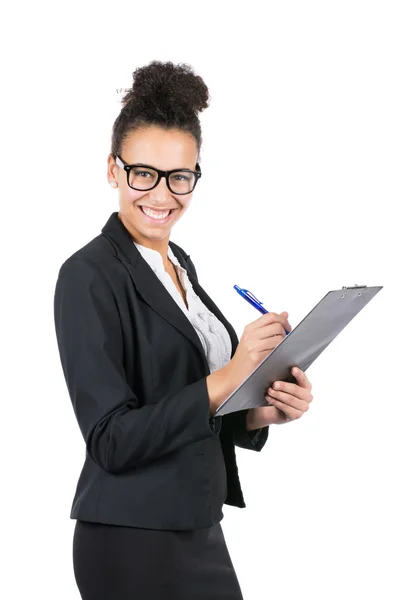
left=101, top=212, right=238, bottom=368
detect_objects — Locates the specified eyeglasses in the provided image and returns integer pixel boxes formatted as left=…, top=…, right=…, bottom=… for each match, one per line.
left=115, top=155, right=202, bottom=195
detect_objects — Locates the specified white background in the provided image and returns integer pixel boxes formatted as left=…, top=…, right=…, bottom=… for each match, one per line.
left=2, top=1, right=399, bottom=598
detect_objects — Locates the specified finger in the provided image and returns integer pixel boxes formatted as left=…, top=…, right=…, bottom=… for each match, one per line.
left=270, top=381, right=313, bottom=403
left=266, top=397, right=303, bottom=421
left=291, top=367, right=312, bottom=390
left=267, top=388, right=312, bottom=410
left=280, top=312, right=292, bottom=332
left=256, top=312, right=292, bottom=333
left=249, top=333, right=285, bottom=357
left=256, top=322, right=287, bottom=342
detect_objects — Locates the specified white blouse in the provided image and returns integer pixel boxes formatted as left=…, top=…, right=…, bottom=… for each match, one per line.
left=133, top=242, right=232, bottom=374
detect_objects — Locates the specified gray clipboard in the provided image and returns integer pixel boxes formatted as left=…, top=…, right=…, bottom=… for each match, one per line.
left=215, top=284, right=383, bottom=417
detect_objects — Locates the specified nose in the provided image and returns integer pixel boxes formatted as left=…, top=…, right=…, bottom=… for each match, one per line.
left=147, top=176, right=171, bottom=203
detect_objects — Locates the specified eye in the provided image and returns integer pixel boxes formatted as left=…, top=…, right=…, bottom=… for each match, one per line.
left=171, top=174, right=190, bottom=182
left=133, top=169, right=154, bottom=178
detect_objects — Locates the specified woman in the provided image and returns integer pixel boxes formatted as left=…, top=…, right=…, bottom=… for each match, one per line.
left=54, top=60, right=313, bottom=600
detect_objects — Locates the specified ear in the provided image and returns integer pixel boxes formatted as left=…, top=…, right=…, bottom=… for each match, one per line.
left=107, top=153, right=118, bottom=185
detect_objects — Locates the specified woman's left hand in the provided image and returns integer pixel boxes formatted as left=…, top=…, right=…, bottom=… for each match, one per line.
left=247, top=367, right=314, bottom=428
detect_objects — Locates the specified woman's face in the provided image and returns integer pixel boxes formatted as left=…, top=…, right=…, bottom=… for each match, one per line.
left=107, top=125, right=199, bottom=250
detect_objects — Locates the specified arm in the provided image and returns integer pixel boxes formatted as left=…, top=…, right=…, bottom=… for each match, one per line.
left=185, top=251, right=269, bottom=451
left=54, top=258, right=221, bottom=475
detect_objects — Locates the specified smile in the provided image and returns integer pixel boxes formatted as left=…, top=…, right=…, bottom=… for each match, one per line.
left=138, top=205, right=176, bottom=223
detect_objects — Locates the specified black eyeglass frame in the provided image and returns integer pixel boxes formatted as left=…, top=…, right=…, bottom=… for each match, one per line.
left=115, top=155, right=202, bottom=195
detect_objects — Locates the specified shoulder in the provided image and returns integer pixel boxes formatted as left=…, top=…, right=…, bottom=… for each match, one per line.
left=55, top=234, right=126, bottom=299
left=57, top=234, right=121, bottom=278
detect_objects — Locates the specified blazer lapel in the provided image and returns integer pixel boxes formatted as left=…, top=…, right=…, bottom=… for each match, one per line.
left=101, top=212, right=219, bottom=368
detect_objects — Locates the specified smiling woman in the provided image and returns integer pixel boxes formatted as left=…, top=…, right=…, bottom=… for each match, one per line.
left=54, top=60, right=270, bottom=600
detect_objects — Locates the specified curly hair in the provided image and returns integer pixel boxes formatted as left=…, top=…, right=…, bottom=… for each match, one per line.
left=110, top=61, right=210, bottom=160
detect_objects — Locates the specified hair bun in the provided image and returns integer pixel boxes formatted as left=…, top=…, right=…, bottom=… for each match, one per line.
left=121, top=61, right=209, bottom=119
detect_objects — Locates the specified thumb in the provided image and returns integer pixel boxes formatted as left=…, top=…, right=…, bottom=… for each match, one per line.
left=281, top=311, right=289, bottom=317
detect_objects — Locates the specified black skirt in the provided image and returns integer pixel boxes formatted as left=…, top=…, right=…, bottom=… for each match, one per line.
left=73, top=519, right=244, bottom=600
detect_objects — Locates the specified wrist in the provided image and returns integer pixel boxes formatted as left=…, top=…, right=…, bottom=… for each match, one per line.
left=206, top=363, right=237, bottom=416
left=246, top=407, right=275, bottom=430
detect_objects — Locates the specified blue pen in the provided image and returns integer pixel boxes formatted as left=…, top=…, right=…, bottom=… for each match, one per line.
left=234, top=285, right=290, bottom=335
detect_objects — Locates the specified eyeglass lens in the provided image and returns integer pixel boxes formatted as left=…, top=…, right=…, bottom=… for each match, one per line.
left=129, top=167, right=196, bottom=194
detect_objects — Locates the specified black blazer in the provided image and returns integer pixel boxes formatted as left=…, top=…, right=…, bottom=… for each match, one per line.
left=54, top=212, right=269, bottom=530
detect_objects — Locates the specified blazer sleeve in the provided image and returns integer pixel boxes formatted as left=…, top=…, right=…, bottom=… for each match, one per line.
left=231, top=409, right=269, bottom=451
left=54, top=257, right=222, bottom=475
left=222, top=409, right=269, bottom=451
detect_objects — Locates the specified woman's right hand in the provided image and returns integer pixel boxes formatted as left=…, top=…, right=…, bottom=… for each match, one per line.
left=225, top=311, right=292, bottom=388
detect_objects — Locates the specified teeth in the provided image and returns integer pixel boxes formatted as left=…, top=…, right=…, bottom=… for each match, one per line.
left=141, top=206, right=170, bottom=219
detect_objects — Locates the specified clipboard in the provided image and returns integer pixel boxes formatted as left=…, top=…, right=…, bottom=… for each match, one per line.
left=215, top=284, right=383, bottom=417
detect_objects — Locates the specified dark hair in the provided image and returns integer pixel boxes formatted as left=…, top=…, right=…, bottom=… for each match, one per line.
left=110, top=61, right=210, bottom=161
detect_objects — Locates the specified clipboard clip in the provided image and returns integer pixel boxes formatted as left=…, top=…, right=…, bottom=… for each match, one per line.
left=342, top=284, right=367, bottom=290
